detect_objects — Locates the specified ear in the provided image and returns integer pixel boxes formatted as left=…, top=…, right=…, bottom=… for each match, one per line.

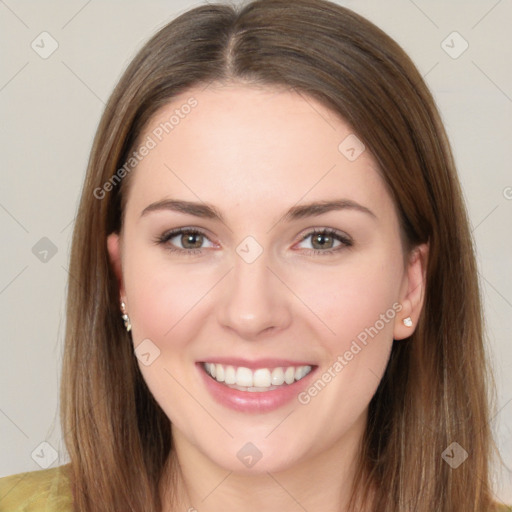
left=393, top=242, right=429, bottom=340
left=107, top=232, right=125, bottom=301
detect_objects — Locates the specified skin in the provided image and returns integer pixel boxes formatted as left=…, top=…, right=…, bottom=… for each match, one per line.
left=107, top=82, right=428, bottom=511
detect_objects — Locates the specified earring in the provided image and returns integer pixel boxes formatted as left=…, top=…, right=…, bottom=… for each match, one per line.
left=120, top=301, right=132, bottom=332
left=403, top=317, right=413, bottom=327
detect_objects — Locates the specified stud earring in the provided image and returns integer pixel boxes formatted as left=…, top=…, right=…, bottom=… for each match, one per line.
left=403, top=317, right=413, bottom=327
left=120, top=301, right=132, bottom=332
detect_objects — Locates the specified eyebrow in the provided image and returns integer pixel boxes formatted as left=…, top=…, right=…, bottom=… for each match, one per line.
left=140, top=198, right=377, bottom=223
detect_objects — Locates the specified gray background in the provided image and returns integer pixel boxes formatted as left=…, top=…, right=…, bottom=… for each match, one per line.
left=0, top=0, right=511, bottom=505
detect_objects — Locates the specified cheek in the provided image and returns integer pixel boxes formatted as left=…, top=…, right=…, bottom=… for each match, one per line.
left=289, top=249, right=402, bottom=351
left=122, top=242, right=214, bottom=342
left=289, top=251, right=402, bottom=433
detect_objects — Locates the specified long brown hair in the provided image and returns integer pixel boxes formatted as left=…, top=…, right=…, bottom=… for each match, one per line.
left=61, top=0, right=501, bottom=510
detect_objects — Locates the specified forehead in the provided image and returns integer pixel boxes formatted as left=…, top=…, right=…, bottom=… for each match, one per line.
left=124, top=83, right=395, bottom=223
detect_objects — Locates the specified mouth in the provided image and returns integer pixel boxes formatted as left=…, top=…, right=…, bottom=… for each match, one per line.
left=201, top=361, right=313, bottom=391
left=197, top=359, right=318, bottom=413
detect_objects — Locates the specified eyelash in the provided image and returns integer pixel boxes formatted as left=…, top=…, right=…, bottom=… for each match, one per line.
left=154, top=227, right=353, bottom=257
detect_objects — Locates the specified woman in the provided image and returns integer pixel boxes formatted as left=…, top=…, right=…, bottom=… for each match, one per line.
left=0, top=0, right=509, bottom=510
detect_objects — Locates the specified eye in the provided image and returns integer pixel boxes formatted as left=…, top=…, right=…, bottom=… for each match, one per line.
left=154, top=227, right=353, bottom=257
left=154, top=228, right=216, bottom=254
left=295, top=228, right=353, bottom=255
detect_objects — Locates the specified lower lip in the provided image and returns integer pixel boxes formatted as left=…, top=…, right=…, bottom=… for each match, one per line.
left=197, top=363, right=317, bottom=413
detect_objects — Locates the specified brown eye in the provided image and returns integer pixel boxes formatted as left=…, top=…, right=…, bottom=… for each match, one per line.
left=179, top=231, right=204, bottom=249
left=155, top=228, right=215, bottom=254
left=311, top=232, right=336, bottom=250
left=296, top=228, right=353, bottom=255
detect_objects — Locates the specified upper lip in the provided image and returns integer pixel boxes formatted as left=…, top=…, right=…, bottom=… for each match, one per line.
left=198, top=357, right=316, bottom=370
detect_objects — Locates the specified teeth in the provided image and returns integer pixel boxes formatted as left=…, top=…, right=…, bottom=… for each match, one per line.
left=203, top=362, right=312, bottom=390
left=271, top=367, right=285, bottom=385
left=253, top=368, right=271, bottom=387
left=236, top=367, right=253, bottom=387
left=225, top=365, right=236, bottom=385
left=284, top=367, right=295, bottom=384
left=295, top=366, right=306, bottom=380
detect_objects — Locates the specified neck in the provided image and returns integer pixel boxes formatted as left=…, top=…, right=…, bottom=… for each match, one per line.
left=160, top=412, right=374, bottom=512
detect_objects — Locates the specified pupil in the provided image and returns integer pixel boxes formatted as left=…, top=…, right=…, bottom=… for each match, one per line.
left=184, top=233, right=202, bottom=249
left=314, top=234, right=331, bottom=249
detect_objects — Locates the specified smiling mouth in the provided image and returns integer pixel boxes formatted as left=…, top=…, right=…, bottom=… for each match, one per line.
left=201, top=362, right=314, bottom=392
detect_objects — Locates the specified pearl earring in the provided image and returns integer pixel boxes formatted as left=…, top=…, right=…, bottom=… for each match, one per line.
left=403, top=317, right=413, bottom=327
left=120, top=301, right=132, bottom=332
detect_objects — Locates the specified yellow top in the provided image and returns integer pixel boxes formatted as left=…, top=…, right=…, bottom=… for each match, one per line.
left=0, top=465, right=72, bottom=512
left=1, top=465, right=511, bottom=511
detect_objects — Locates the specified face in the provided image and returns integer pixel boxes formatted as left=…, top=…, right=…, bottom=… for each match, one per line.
left=108, top=83, right=426, bottom=475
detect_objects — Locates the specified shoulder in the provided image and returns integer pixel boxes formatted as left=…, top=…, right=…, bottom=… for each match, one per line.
left=0, top=464, right=72, bottom=512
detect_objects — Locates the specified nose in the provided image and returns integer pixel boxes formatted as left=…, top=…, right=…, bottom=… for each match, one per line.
left=216, top=249, right=292, bottom=340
